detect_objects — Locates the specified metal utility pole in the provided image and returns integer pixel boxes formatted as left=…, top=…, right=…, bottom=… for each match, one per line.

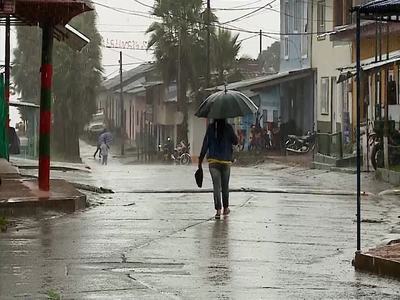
left=259, top=30, right=263, bottom=74
left=177, top=29, right=182, bottom=144
left=5, top=15, right=10, bottom=161
left=119, top=51, right=125, bottom=156
left=206, top=0, right=211, bottom=88
left=384, top=20, right=390, bottom=169
left=355, top=10, right=361, bottom=252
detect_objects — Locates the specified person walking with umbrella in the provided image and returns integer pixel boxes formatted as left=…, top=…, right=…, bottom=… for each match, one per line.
left=195, top=87, right=258, bottom=219
left=93, top=129, right=106, bottom=159
left=94, top=130, right=113, bottom=159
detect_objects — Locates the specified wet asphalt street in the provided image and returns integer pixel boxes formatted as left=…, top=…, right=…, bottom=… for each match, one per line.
left=1, top=144, right=400, bottom=299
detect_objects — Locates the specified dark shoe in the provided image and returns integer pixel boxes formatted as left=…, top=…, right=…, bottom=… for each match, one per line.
left=215, top=209, right=221, bottom=219
left=223, top=208, right=230, bottom=216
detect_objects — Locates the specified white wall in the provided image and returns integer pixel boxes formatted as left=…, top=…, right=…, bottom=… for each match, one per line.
left=188, top=104, right=206, bottom=160
left=311, top=0, right=352, bottom=132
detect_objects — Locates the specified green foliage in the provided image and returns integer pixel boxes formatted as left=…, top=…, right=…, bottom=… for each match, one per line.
left=12, top=8, right=103, bottom=161
left=146, top=0, right=218, bottom=141
left=0, top=216, right=8, bottom=232
left=146, top=1, right=243, bottom=139
left=258, top=41, right=280, bottom=73
left=47, top=290, right=60, bottom=300
left=212, top=28, right=242, bottom=85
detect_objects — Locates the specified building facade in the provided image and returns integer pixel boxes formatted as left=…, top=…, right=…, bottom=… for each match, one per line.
left=331, top=2, right=400, bottom=141
left=279, top=0, right=315, bottom=135
left=312, top=0, right=352, bottom=135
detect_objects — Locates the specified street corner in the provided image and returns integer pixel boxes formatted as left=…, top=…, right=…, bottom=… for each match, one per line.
left=0, top=178, right=86, bottom=217
left=354, top=243, right=400, bottom=280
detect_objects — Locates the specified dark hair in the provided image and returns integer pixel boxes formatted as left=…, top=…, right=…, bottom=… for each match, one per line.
left=213, top=119, right=226, bottom=139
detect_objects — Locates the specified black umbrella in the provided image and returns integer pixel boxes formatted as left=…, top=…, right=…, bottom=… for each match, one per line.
left=195, top=88, right=258, bottom=119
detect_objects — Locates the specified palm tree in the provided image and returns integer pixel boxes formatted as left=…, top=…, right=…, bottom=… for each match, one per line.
left=212, top=28, right=242, bottom=85
left=146, top=0, right=217, bottom=141
left=12, top=9, right=103, bottom=162
left=12, top=27, right=42, bottom=121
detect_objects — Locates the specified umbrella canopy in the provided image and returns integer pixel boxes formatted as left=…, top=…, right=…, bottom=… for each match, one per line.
left=98, top=132, right=113, bottom=145
left=195, top=89, right=259, bottom=119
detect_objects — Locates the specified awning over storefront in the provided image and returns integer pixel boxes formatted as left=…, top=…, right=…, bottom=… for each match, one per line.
left=206, top=68, right=315, bottom=92
left=337, top=50, right=400, bottom=83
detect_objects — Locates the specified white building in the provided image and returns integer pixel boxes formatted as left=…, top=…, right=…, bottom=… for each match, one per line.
left=311, top=0, right=352, bottom=135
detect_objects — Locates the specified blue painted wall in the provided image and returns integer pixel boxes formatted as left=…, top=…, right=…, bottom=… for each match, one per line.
left=259, top=87, right=280, bottom=126
left=280, top=0, right=311, bottom=72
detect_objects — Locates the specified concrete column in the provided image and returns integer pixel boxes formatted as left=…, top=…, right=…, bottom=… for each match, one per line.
left=38, top=23, right=54, bottom=191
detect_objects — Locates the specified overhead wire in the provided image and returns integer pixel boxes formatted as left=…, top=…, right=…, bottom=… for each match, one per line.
left=94, top=0, right=337, bottom=37
left=221, top=0, right=277, bottom=25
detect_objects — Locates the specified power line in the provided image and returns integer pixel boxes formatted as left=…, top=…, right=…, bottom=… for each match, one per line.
left=130, top=0, right=153, bottom=9
left=223, top=0, right=265, bottom=9
left=221, top=0, right=276, bottom=25
left=98, top=30, right=147, bottom=33
left=103, top=62, right=144, bottom=67
left=94, top=1, right=336, bottom=36
left=104, top=47, right=148, bottom=61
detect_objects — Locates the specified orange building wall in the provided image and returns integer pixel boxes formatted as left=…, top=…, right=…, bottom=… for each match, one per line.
left=350, top=33, right=400, bottom=132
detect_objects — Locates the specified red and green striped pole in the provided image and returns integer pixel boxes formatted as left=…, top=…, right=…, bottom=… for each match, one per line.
left=38, top=24, right=54, bottom=191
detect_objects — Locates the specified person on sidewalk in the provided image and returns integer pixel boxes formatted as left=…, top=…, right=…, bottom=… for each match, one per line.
left=94, top=129, right=107, bottom=159
left=100, top=142, right=110, bottom=165
left=198, top=119, right=238, bottom=219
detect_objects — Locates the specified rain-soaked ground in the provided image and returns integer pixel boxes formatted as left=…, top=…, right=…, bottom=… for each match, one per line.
left=1, top=143, right=400, bottom=299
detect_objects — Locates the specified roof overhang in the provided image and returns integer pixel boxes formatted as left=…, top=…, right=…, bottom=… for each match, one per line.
left=337, top=50, right=400, bottom=83
left=9, top=100, right=40, bottom=108
left=329, top=21, right=400, bottom=42
left=206, top=69, right=315, bottom=92
left=0, top=0, right=92, bottom=51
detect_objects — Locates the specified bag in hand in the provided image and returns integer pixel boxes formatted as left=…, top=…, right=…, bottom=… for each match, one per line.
left=195, top=167, right=203, bottom=188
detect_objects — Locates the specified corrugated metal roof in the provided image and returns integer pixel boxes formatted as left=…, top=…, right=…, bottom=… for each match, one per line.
left=103, top=62, right=155, bottom=90
left=206, top=69, right=312, bottom=92
left=337, top=49, right=400, bottom=71
left=357, top=0, right=400, bottom=15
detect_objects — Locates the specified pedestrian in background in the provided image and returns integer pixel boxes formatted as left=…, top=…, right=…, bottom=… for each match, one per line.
left=100, top=142, right=110, bottom=165
left=94, top=129, right=107, bottom=159
left=198, top=119, right=238, bottom=219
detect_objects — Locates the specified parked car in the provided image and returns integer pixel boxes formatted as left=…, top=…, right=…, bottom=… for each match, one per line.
left=84, top=111, right=106, bottom=141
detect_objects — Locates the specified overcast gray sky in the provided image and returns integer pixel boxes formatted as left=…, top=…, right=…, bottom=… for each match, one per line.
left=2, top=0, right=280, bottom=124
left=96, top=0, right=281, bottom=77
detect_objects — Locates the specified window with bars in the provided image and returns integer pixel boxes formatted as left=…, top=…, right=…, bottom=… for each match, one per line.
left=294, top=0, right=300, bottom=32
left=317, top=1, right=326, bottom=36
left=320, top=77, right=329, bottom=115
left=301, top=1, right=308, bottom=57
left=284, top=36, right=289, bottom=59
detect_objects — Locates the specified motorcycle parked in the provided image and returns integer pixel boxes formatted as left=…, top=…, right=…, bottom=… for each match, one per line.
left=371, top=131, right=400, bottom=170
left=174, top=141, right=191, bottom=166
left=285, top=130, right=317, bottom=155
left=159, top=139, right=191, bottom=165
left=160, top=137, right=174, bottom=163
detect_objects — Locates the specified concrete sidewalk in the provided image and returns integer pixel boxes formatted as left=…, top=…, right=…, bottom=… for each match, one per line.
left=0, top=158, right=20, bottom=179
left=10, top=156, right=91, bottom=173
left=355, top=243, right=400, bottom=279
left=0, top=178, right=86, bottom=217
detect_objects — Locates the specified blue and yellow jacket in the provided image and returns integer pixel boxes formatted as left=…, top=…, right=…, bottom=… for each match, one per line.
left=199, top=123, right=238, bottom=165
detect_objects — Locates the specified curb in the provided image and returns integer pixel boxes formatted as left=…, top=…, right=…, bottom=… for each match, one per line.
left=0, top=195, right=87, bottom=217
left=354, top=250, right=400, bottom=280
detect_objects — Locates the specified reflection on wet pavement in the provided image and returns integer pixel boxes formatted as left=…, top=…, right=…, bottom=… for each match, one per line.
left=0, top=142, right=399, bottom=299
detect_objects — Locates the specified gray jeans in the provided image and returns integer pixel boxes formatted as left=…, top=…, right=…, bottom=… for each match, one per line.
left=102, top=155, right=108, bottom=165
left=209, top=163, right=231, bottom=210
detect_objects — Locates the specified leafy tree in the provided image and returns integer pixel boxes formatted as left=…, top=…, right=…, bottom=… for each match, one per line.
left=12, top=9, right=103, bottom=162
left=212, top=28, right=242, bottom=85
left=258, top=41, right=280, bottom=73
left=146, top=0, right=217, bottom=142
